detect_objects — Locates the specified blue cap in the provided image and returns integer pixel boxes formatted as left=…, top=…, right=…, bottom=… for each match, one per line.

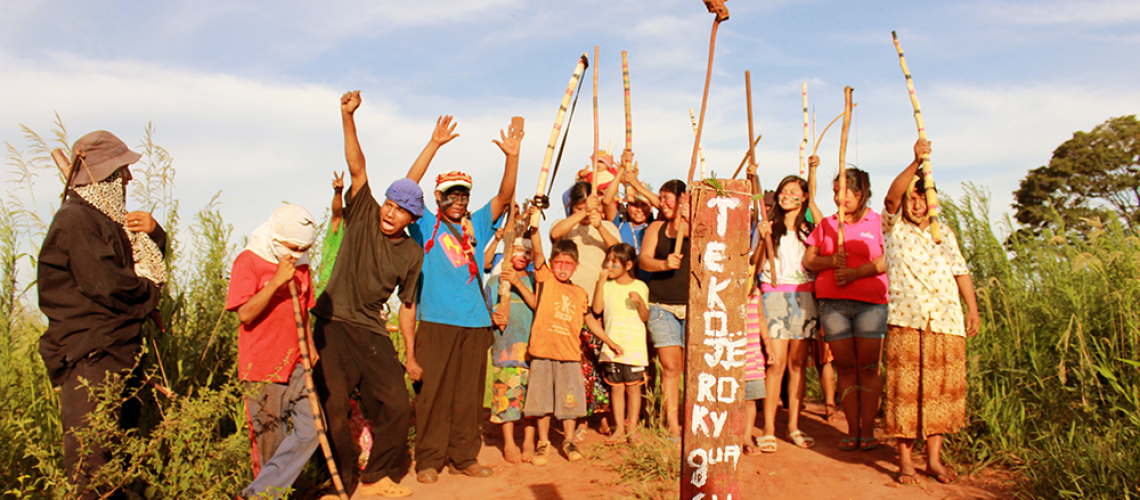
left=385, top=178, right=425, bottom=218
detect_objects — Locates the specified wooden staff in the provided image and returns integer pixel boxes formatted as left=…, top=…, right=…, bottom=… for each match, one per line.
left=892, top=31, right=942, bottom=243
left=731, top=133, right=762, bottom=179
left=837, top=86, right=854, bottom=251
left=677, top=0, right=729, bottom=257
left=687, top=0, right=729, bottom=186
left=496, top=201, right=517, bottom=330
left=689, top=109, right=707, bottom=179
left=289, top=281, right=348, bottom=500
left=745, top=70, right=778, bottom=286
left=623, top=50, right=633, bottom=156
left=532, top=54, right=589, bottom=229
left=800, top=83, right=809, bottom=176
left=592, top=45, right=600, bottom=197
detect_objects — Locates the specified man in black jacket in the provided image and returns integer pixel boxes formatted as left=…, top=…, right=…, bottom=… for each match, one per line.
left=38, top=130, right=166, bottom=500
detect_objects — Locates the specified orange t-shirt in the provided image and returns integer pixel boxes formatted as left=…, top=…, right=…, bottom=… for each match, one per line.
left=527, top=264, right=589, bottom=362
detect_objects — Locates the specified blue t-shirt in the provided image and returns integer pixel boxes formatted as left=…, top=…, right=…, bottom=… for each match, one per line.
left=410, top=201, right=498, bottom=327
left=614, top=213, right=649, bottom=255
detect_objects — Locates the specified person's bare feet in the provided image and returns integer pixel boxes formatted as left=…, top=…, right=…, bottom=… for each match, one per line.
left=521, top=439, right=536, bottom=463
left=504, top=442, right=522, bottom=464
left=606, top=426, right=627, bottom=444
left=627, top=427, right=643, bottom=446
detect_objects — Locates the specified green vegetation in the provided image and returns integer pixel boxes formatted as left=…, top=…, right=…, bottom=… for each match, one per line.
left=941, top=184, right=1140, bottom=499
left=3, top=120, right=1139, bottom=499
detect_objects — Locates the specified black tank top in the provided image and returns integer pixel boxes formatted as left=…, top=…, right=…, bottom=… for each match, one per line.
left=647, top=222, right=690, bottom=305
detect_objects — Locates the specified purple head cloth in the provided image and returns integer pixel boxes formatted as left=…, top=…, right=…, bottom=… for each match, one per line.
left=385, top=178, right=425, bottom=218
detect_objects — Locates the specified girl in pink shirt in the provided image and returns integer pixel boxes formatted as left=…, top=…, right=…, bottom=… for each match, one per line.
left=804, top=167, right=888, bottom=452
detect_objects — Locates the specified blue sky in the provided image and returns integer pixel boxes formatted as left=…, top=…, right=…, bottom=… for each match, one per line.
left=3, top=0, right=1139, bottom=259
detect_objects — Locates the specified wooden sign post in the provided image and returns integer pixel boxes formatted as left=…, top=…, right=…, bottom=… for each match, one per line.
left=681, top=179, right=751, bottom=500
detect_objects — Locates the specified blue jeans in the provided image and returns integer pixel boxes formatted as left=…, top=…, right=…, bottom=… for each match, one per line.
left=818, top=299, right=888, bottom=341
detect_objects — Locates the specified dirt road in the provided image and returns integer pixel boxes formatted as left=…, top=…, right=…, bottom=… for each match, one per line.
left=357, top=402, right=1016, bottom=500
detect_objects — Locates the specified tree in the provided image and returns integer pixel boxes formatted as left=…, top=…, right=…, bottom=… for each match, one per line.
left=1013, top=115, right=1140, bottom=233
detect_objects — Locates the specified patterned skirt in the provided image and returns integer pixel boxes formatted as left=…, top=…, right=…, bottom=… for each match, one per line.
left=883, top=324, right=967, bottom=439
left=489, top=366, right=529, bottom=424
left=580, top=327, right=611, bottom=415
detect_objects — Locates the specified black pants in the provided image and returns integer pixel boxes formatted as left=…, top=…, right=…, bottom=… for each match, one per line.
left=414, top=321, right=493, bottom=471
left=60, top=352, right=140, bottom=500
left=313, top=319, right=410, bottom=496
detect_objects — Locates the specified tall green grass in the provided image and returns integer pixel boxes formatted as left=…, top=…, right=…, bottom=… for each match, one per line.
left=942, top=184, right=1140, bottom=499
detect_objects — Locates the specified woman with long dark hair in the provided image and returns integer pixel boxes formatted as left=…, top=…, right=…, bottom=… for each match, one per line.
left=637, top=179, right=688, bottom=438
left=753, top=155, right=824, bottom=453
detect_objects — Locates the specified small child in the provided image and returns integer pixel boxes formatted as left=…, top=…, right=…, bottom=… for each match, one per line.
left=490, top=238, right=537, bottom=464
left=519, top=209, right=624, bottom=465
left=591, top=243, right=650, bottom=445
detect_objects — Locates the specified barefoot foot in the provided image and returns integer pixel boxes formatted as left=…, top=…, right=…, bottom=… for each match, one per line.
left=504, top=443, right=522, bottom=464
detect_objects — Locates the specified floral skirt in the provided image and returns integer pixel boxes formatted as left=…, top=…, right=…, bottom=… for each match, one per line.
left=580, top=327, right=611, bottom=415
left=883, top=324, right=967, bottom=439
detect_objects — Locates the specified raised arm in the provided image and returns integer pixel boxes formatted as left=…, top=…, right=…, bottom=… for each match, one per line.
left=884, top=138, right=930, bottom=216
left=405, top=115, right=459, bottom=183
left=341, top=91, right=367, bottom=197
left=601, top=158, right=626, bottom=221
left=484, top=227, right=503, bottom=272
left=330, top=171, right=345, bottom=232
left=806, top=155, right=822, bottom=223
left=550, top=210, right=588, bottom=242
left=503, top=266, right=537, bottom=310
left=490, top=118, right=525, bottom=221
left=528, top=207, right=546, bottom=270
left=623, top=167, right=660, bottom=208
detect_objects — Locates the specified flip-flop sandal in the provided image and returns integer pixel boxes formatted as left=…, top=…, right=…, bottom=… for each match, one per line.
left=788, top=430, right=815, bottom=449
left=755, top=435, right=778, bottom=453
left=838, top=437, right=860, bottom=451
left=896, top=472, right=922, bottom=485
left=859, top=437, right=880, bottom=452
left=744, top=443, right=763, bottom=456
left=929, top=467, right=960, bottom=484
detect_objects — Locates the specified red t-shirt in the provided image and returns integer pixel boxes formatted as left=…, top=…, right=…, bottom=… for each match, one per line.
left=225, top=250, right=315, bottom=383
left=804, top=209, right=888, bottom=304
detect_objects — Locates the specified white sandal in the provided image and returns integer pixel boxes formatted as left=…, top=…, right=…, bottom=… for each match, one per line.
left=788, top=430, right=816, bottom=449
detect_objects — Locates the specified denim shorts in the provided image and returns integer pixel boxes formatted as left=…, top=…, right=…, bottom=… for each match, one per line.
left=648, top=304, right=686, bottom=348
left=762, top=291, right=819, bottom=340
left=818, top=299, right=888, bottom=341
left=744, top=378, right=766, bottom=401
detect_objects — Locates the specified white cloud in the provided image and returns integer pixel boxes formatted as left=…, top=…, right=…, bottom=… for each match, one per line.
left=974, top=0, right=1140, bottom=26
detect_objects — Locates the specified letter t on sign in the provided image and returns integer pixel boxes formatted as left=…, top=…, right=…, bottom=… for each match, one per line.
left=683, top=179, right=749, bottom=500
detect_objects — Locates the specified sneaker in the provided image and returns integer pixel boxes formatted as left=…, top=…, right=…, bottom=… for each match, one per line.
left=532, top=441, right=550, bottom=466
left=563, top=442, right=583, bottom=462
